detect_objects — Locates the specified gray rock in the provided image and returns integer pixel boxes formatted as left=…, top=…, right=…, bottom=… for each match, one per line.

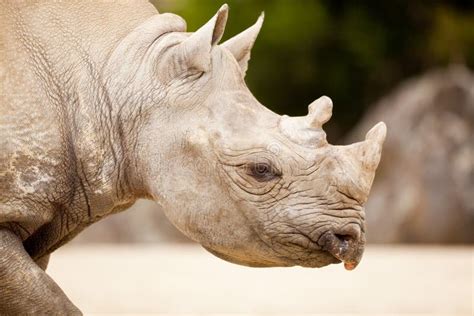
left=347, top=65, right=474, bottom=243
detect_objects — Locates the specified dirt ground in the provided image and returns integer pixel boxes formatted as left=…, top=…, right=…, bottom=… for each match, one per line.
left=47, top=244, right=473, bottom=315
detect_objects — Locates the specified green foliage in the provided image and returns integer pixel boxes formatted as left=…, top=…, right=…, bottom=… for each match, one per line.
left=153, top=0, right=474, bottom=140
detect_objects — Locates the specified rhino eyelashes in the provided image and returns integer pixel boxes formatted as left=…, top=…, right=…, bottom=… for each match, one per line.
left=182, top=69, right=205, bottom=81
left=245, top=162, right=282, bottom=182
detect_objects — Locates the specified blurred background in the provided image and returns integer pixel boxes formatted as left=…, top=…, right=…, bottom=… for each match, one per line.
left=74, top=0, right=474, bottom=245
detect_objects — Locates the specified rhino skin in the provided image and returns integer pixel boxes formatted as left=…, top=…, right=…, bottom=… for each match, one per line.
left=0, top=1, right=386, bottom=314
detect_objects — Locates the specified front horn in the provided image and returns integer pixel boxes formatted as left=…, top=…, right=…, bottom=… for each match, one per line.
left=362, top=122, right=387, bottom=170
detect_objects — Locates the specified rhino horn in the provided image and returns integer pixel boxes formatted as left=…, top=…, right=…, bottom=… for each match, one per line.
left=182, top=4, right=229, bottom=72
left=221, top=12, right=264, bottom=75
left=306, top=96, right=333, bottom=128
left=362, top=122, right=387, bottom=170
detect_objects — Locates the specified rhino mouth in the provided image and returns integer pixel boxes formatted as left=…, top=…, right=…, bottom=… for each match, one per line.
left=281, top=230, right=363, bottom=270
left=317, top=231, right=364, bottom=271
left=287, top=247, right=361, bottom=270
left=202, top=228, right=364, bottom=270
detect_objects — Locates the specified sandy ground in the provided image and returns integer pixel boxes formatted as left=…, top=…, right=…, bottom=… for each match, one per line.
left=47, top=244, right=473, bottom=315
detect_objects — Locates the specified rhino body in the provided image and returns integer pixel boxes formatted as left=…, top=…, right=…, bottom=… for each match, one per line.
left=0, top=1, right=385, bottom=314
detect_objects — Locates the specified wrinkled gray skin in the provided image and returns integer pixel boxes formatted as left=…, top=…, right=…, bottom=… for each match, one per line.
left=0, top=1, right=386, bottom=314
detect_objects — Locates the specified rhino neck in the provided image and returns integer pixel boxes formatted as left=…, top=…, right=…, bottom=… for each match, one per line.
left=9, top=2, right=158, bottom=211
left=0, top=2, right=160, bottom=257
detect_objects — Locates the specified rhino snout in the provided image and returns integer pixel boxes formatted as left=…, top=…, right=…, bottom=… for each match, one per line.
left=318, top=225, right=365, bottom=271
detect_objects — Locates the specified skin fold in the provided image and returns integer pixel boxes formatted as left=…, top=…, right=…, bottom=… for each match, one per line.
left=0, top=1, right=386, bottom=314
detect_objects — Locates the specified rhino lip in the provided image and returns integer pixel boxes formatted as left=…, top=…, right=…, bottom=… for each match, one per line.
left=317, top=231, right=363, bottom=271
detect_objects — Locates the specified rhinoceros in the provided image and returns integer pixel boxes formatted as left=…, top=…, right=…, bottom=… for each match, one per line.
left=0, top=1, right=386, bottom=314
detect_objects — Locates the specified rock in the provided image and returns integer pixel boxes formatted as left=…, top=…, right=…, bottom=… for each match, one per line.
left=346, top=65, right=474, bottom=243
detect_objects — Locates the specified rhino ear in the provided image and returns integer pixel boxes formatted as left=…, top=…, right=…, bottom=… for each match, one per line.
left=221, top=12, right=264, bottom=76
left=181, top=4, right=229, bottom=72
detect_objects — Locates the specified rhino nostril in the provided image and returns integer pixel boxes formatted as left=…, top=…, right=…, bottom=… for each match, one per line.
left=334, top=233, right=355, bottom=243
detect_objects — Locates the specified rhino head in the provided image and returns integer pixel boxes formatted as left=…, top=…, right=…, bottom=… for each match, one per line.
left=127, top=5, right=386, bottom=270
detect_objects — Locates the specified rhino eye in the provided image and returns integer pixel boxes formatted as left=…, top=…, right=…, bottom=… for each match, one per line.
left=247, top=162, right=280, bottom=182
left=185, top=69, right=205, bottom=81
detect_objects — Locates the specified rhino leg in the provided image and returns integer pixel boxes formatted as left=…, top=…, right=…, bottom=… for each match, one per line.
left=0, top=228, right=81, bottom=315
